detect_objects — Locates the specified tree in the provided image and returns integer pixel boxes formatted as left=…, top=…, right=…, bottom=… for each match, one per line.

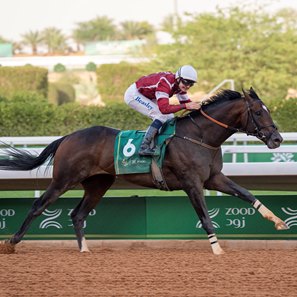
left=21, top=30, right=43, bottom=54
left=73, top=16, right=116, bottom=42
left=275, top=8, right=297, bottom=30
left=41, top=27, right=67, bottom=54
left=71, top=28, right=84, bottom=52
left=152, top=6, right=297, bottom=100
left=120, top=21, right=154, bottom=40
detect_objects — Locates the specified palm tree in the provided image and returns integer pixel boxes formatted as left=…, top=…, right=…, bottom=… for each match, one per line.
left=73, top=16, right=117, bottom=42
left=41, top=27, right=67, bottom=54
left=72, top=28, right=84, bottom=52
left=21, top=30, right=43, bottom=55
left=120, top=21, right=155, bottom=40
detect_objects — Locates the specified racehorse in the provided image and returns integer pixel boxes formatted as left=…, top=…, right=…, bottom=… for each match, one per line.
left=0, top=87, right=288, bottom=255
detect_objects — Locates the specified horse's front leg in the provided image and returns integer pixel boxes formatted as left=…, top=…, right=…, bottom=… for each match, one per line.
left=205, top=172, right=288, bottom=230
left=183, top=180, right=225, bottom=255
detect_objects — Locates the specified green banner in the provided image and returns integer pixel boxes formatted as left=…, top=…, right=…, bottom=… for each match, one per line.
left=0, top=196, right=296, bottom=240
left=223, top=149, right=297, bottom=163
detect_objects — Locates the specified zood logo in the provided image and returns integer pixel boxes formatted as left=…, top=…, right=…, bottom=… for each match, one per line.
left=196, top=208, right=220, bottom=229
left=0, top=209, right=16, bottom=230
left=281, top=207, right=297, bottom=228
left=40, top=209, right=63, bottom=229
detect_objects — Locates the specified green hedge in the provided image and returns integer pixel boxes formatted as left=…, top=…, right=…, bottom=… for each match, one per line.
left=0, top=91, right=295, bottom=136
left=97, top=62, right=142, bottom=102
left=96, top=62, right=161, bottom=103
left=0, top=93, right=150, bottom=136
left=0, top=66, right=48, bottom=98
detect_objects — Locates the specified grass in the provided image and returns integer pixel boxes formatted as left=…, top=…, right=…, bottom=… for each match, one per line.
left=0, top=189, right=296, bottom=199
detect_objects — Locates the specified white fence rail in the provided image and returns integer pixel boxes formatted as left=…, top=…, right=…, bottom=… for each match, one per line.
left=0, top=133, right=296, bottom=191
left=0, top=55, right=147, bottom=70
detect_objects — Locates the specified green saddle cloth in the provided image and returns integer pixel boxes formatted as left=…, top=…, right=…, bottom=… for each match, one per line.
left=114, top=120, right=176, bottom=175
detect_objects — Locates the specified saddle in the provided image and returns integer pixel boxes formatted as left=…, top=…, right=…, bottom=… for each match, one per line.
left=114, top=120, right=176, bottom=190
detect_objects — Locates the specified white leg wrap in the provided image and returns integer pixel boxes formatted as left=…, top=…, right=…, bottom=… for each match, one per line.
left=253, top=199, right=273, bottom=219
left=80, top=237, right=90, bottom=253
left=208, top=234, right=224, bottom=255
left=253, top=199, right=262, bottom=210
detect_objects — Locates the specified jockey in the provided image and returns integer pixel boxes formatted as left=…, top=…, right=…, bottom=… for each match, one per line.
left=124, top=65, right=201, bottom=156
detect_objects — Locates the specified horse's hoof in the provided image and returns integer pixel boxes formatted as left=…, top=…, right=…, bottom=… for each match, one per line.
left=211, top=244, right=225, bottom=255
left=275, top=221, right=289, bottom=230
left=0, top=240, right=15, bottom=254
left=213, top=249, right=225, bottom=255
left=80, top=248, right=91, bottom=253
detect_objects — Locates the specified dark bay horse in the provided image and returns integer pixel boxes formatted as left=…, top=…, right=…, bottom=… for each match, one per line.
left=0, top=87, right=288, bottom=255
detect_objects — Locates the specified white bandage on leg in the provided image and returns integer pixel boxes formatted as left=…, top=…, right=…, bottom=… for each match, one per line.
left=253, top=199, right=274, bottom=220
left=80, top=237, right=90, bottom=253
left=208, top=233, right=218, bottom=245
left=208, top=234, right=224, bottom=255
left=252, top=199, right=262, bottom=210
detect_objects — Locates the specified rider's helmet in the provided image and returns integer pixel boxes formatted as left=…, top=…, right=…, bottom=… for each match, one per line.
left=175, top=65, right=198, bottom=83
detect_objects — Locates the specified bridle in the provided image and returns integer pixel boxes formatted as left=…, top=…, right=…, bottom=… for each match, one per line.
left=175, top=95, right=277, bottom=150
left=192, top=96, right=276, bottom=141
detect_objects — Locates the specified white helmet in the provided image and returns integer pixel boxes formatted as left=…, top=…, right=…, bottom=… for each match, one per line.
left=175, top=65, right=198, bottom=82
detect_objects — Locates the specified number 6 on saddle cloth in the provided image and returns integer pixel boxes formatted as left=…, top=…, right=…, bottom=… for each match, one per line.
left=114, top=120, right=176, bottom=180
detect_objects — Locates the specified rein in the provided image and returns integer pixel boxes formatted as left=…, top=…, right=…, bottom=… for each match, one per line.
left=198, top=98, right=274, bottom=140
left=199, top=109, right=243, bottom=133
left=177, top=95, right=273, bottom=150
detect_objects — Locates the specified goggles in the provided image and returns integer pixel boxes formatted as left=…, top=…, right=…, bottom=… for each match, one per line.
left=180, top=78, right=195, bottom=87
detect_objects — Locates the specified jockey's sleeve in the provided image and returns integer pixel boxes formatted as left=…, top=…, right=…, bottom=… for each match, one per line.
left=176, top=92, right=192, bottom=103
left=157, top=98, right=186, bottom=114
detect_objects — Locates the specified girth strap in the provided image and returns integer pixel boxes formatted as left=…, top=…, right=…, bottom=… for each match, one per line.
left=175, top=135, right=220, bottom=150
left=151, top=159, right=170, bottom=191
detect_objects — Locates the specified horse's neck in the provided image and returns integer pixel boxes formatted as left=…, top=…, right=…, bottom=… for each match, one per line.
left=182, top=101, right=243, bottom=147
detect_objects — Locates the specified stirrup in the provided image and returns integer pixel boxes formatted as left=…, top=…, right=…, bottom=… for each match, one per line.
left=139, top=146, right=160, bottom=156
left=139, top=147, right=155, bottom=156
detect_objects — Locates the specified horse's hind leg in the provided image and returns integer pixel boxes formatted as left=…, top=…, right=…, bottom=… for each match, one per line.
left=71, top=174, right=115, bottom=253
left=9, top=181, right=67, bottom=246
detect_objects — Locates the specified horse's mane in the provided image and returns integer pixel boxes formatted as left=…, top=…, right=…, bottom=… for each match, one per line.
left=177, top=89, right=242, bottom=120
left=202, top=89, right=242, bottom=107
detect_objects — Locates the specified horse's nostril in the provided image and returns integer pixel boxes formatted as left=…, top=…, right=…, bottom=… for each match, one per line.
left=275, top=137, right=283, bottom=144
left=272, top=132, right=283, bottom=144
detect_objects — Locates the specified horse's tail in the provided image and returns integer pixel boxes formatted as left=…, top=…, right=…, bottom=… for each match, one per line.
left=0, top=136, right=68, bottom=171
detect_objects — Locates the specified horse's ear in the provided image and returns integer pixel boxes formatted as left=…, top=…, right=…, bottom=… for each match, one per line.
left=249, top=87, right=259, bottom=99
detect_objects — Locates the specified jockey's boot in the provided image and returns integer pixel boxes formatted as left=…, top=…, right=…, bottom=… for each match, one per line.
left=139, top=120, right=162, bottom=156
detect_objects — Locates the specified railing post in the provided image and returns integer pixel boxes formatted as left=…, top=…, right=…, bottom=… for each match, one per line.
left=207, top=79, right=235, bottom=96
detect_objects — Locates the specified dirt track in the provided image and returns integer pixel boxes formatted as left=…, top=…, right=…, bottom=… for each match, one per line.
left=1, top=242, right=296, bottom=297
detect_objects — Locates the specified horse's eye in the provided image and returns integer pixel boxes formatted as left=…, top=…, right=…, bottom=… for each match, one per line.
left=255, top=110, right=262, bottom=116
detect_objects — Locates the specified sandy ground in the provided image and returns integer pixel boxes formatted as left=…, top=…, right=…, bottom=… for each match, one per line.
left=0, top=241, right=296, bottom=297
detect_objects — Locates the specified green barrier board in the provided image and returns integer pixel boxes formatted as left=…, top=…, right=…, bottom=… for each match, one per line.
left=0, top=196, right=296, bottom=240
left=223, top=148, right=297, bottom=163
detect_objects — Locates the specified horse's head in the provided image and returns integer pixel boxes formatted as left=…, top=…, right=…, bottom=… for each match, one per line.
left=242, top=87, right=283, bottom=148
